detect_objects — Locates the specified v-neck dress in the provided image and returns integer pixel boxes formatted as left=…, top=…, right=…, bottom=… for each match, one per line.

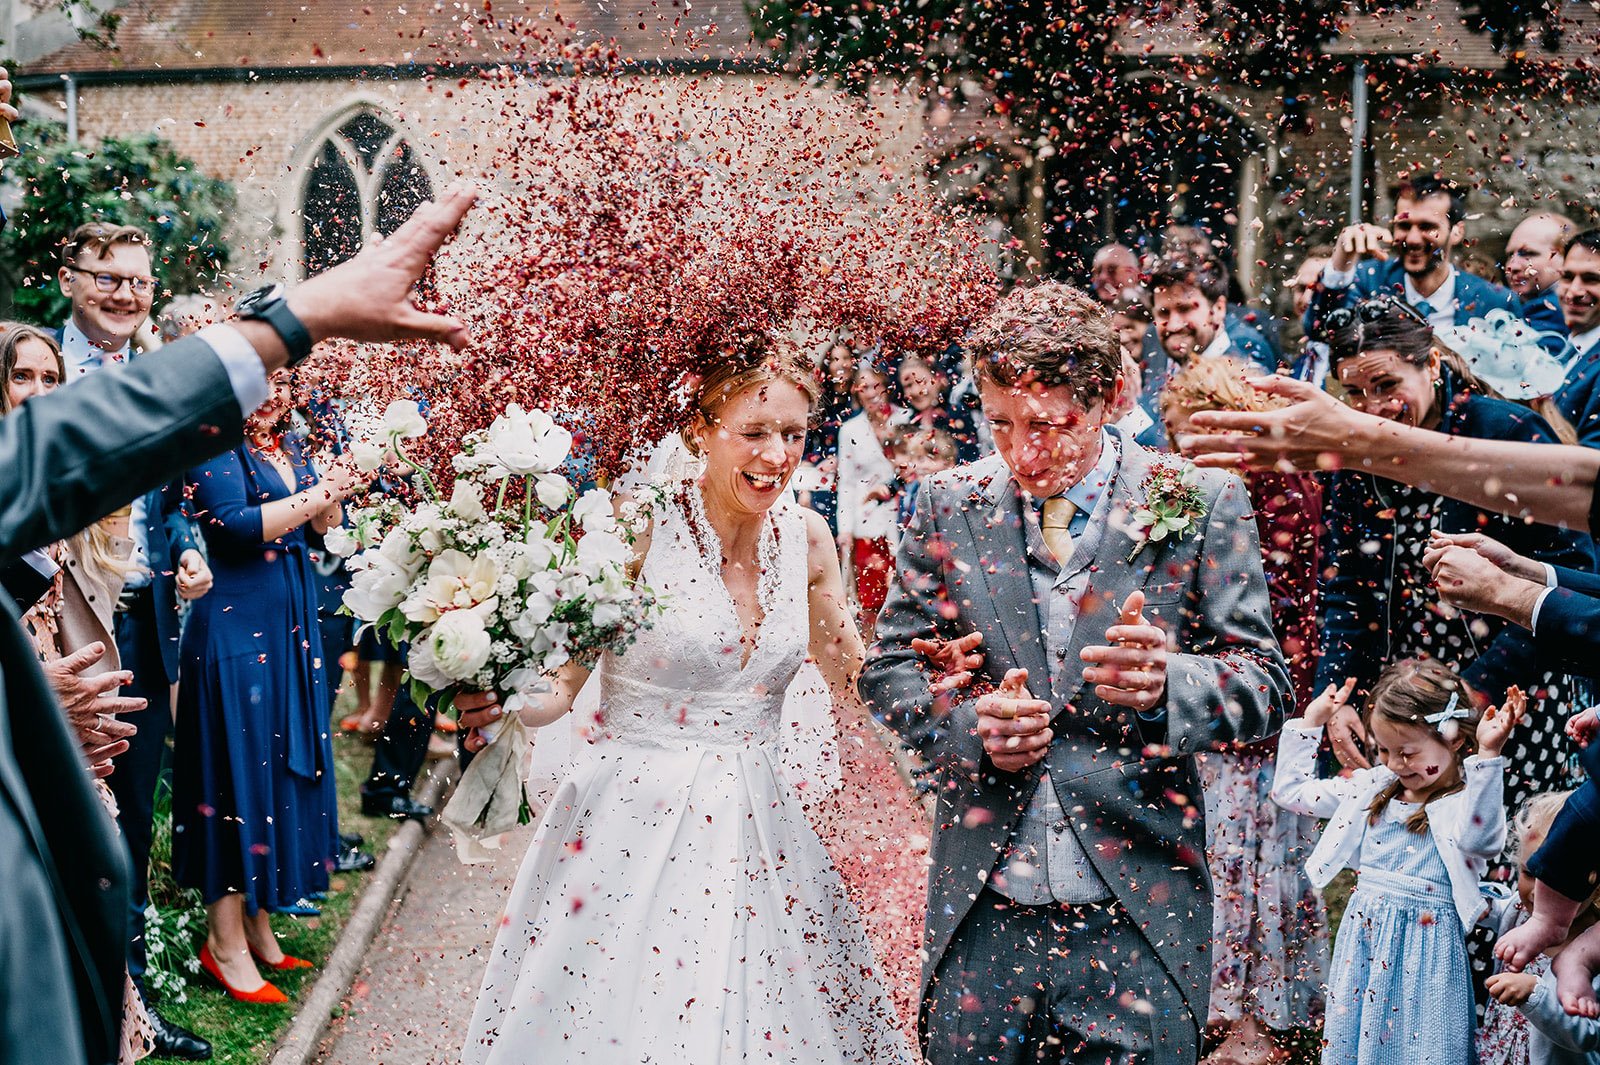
left=172, top=436, right=338, bottom=911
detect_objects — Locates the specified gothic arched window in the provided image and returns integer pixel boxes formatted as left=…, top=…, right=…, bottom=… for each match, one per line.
left=299, top=111, right=435, bottom=277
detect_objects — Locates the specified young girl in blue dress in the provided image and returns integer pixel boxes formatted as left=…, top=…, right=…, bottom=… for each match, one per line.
left=1272, top=657, right=1526, bottom=1064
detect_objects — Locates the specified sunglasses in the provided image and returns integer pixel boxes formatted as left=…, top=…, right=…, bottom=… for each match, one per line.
left=66, top=267, right=156, bottom=297
left=1322, top=295, right=1430, bottom=334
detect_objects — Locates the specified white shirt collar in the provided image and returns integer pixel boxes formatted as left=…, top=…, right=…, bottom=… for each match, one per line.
left=60, top=318, right=132, bottom=377
left=1570, top=324, right=1600, bottom=360
left=1404, top=267, right=1458, bottom=328
left=1197, top=327, right=1233, bottom=362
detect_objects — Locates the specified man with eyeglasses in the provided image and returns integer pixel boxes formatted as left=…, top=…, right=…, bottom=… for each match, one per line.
left=55, top=221, right=214, bottom=1061
left=56, top=223, right=157, bottom=375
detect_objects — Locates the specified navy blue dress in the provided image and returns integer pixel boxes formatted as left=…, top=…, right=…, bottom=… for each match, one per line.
left=172, top=435, right=338, bottom=911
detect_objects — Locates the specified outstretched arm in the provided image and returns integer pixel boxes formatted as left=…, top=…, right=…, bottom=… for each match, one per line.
left=805, top=509, right=872, bottom=729
left=1179, top=376, right=1599, bottom=533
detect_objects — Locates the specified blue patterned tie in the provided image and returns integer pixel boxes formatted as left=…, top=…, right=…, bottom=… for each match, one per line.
left=1414, top=299, right=1434, bottom=321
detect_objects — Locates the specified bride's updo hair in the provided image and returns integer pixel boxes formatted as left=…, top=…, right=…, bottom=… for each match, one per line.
left=683, top=330, right=820, bottom=456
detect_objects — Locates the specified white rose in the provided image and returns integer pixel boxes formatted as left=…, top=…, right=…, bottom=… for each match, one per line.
left=322, top=525, right=358, bottom=557
left=381, top=399, right=428, bottom=441
left=534, top=473, right=571, bottom=510
left=350, top=439, right=386, bottom=473
left=420, top=610, right=494, bottom=682
left=401, top=549, right=501, bottom=624
left=448, top=479, right=488, bottom=522
left=571, top=488, right=613, bottom=529
left=342, top=556, right=412, bottom=621
left=483, top=404, right=573, bottom=476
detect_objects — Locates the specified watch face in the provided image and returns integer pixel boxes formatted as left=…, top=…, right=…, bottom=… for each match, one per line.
left=238, top=284, right=281, bottom=315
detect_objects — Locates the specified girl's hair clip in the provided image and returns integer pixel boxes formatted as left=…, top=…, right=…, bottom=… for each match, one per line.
left=1424, top=691, right=1467, bottom=726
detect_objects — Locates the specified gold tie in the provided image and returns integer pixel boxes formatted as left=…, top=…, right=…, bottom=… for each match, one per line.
left=1040, top=497, right=1077, bottom=564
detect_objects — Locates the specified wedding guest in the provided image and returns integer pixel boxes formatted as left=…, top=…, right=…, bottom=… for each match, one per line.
left=1288, top=247, right=1333, bottom=386
left=800, top=341, right=859, bottom=535
left=885, top=424, right=957, bottom=533
left=173, top=372, right=365, bottom=1002
left=1110, top=291, right=1151, bottom=366
left=0, top=178, right=478, bottom=1065
left=1089, top=242, right=1139, bottom=305
left=1272, top=661, right=1523, bottom=1065
left=1505, top=212, right=1575, bottom=352
left=893, top=351, right=979, bottom=463
left=1158, top=224, right=1281, bottom=361
left=1316, top=297, right=1592, bottom=835
left=1480, top=789, right=1600, bottom=1065
left=1552, top=230, right=1600, bottom=447
left=1307, top=170, right=1515, bottom=336
left=1162, top=356, right=1329, bottom=1063
left=6, top=329, right=154, bottom=1064
left=55, top=223, right=216, bottom=1061
left=836, top=359, right=904, bottom=631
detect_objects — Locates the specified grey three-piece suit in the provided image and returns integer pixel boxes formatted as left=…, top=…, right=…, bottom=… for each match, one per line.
left=862, top=435, right=1291, bottom=1064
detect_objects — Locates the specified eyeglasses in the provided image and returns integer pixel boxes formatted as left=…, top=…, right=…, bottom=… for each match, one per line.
left=66, top=267, right=156, bottom=297
left=1322, top=295, right=1430, bottom=334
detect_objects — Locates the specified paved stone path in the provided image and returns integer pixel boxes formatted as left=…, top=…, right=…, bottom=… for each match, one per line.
left=312, top=821, right=533, bottom=1065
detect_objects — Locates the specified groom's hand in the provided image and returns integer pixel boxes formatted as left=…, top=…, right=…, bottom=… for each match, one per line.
left=911, top=631, right=985, bottom=702
left=975, top=668, right=1053, bottom=773
left=1080, top=590, right=1168, bottom=715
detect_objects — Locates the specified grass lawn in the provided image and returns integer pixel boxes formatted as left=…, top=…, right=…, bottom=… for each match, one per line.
left=147, top=684, right=410, bottom=1064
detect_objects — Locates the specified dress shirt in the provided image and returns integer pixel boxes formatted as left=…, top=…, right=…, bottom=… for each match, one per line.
left=60, top=319, right=131, bottom=378
left=1567, top=326, right=1600, bottom=365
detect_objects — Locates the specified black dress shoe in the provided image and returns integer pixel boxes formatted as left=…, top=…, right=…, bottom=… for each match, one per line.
left=148, top=1007, right=212, bottom=1060
left=335, top=841, right=376, bottom=872
left=338, top=831, right=366, bottom=850
left=360, top=793, right=434, bottom=821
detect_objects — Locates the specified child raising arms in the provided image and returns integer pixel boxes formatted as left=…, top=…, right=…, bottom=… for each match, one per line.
left=1272, top=658, right=1526, bottom=1065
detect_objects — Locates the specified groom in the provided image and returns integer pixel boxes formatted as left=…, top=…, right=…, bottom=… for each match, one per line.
left=862, top=282, right=1290, bottom=1064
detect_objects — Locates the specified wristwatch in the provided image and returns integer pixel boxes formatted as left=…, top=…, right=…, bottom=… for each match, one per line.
left=236, top=283, right=314, bottom=367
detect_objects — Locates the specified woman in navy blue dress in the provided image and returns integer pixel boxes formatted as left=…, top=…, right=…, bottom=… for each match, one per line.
left=173, top=374, right=362, bottom=1002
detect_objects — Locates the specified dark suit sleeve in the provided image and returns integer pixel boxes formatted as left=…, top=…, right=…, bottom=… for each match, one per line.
left=0, top=336, right=245, bottom=564
left=1535, top=588, right=1600, bottom=679
left=1557, top=565, right=1600, bottom=597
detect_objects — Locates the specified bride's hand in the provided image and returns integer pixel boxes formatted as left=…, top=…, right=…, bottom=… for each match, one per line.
left=453, top=690, right=502, bottom=753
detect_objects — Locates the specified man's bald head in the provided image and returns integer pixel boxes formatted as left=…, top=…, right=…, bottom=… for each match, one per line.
left=1090, top=243, right=1140, bottom=304
left=1505, top=212, right=1576, bottom=298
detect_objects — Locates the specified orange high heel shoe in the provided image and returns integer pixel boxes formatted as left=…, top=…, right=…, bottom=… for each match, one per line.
left=199, top=943, right=289, bottom=1003
left=249, top=944, right=314, bottom=971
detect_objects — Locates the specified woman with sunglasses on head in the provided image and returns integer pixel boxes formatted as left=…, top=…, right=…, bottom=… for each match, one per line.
left=1317, top=297, right=1593, bottom=883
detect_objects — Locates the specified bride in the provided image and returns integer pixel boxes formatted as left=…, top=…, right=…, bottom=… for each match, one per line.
left=457, top=338, right=919, bottom=1063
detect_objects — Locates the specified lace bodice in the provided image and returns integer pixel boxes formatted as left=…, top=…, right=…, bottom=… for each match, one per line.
left=596, top=486, right=811, bottom=750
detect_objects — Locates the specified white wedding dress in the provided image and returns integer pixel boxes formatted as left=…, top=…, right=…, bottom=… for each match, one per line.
left=461, top=487, right=916, bottom=1064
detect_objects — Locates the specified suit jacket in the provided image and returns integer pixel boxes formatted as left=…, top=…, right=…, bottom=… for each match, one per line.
left=861, top=439, right=1291, bottom=1054
left=1556, top=345, right=1600, bottom=448
left=1530, top=564, right=1600, bottom=681
left=1305, top=259, right=1515, bottom=336
left=137, top=481, right=200, bottom=684
left=0, top=334, right=246, bottom=1065
left=1517, top=285, right=1569, bottom=355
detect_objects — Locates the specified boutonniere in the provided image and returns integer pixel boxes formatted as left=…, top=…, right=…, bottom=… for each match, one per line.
left=1126, top=462, right=1208, bottom=564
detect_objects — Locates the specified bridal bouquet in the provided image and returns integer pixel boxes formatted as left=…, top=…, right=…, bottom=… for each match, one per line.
left=326, top=401, right=663, bottom=848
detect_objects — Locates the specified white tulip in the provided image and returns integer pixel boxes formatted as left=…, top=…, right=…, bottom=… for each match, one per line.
left=322, top=525, right=358, bottom=558
left=350, top=439, right=386, bottom=473
left=448, top=479, right=488, bottom=522
left=576, top=529, right=630, bottom=572
left=571, top=488, right=614, bottom=530
left=381, top=399, right=428, bottom=440
left=376, top=527, right=425, bottom=576
left=534, top=473, right=571, bottom=510
left=342, top=555, right=412, bottom=621
left=482, top=404, right=573, bottom=477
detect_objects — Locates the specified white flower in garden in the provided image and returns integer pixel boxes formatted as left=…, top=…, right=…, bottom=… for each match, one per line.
left=343, top=555, right=412, bottom=620
left=350, top=439, right=386, bottom=473
left=534, top=472, right=571, bottom=510
left=420, top=609, right=494, bottom=682
left=402, top=549, right=500, bottom=624
left=322, top=525, right=358, bottom=558
left=381, top=399, right=427, bottom=440
left=482, top=404, right=573, bottom=477
left=571, top=488, right=614, bottom=530
left=448, top=479, right=488, bottom=522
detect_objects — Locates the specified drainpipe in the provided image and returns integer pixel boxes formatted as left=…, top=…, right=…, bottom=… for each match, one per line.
left=1348, top=60, right=1368, bottom=225
left=64, top=73, right=79, bottom=143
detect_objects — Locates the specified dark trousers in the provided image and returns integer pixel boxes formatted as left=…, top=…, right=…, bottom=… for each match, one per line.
left=361, top=684, right=433, bottom=802
left=108, top=590, right=172, bottom=993
left=1528, top=739, right=1600, bottom=900
left=923, top=887, right=1195, bottom=1065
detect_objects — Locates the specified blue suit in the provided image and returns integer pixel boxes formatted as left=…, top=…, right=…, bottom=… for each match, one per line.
left=1516, top=285, right=1569, bottom=355
left=1305, top=259, right=1515, bottom=335
left=1556, top=339, right=1600, bottom=448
